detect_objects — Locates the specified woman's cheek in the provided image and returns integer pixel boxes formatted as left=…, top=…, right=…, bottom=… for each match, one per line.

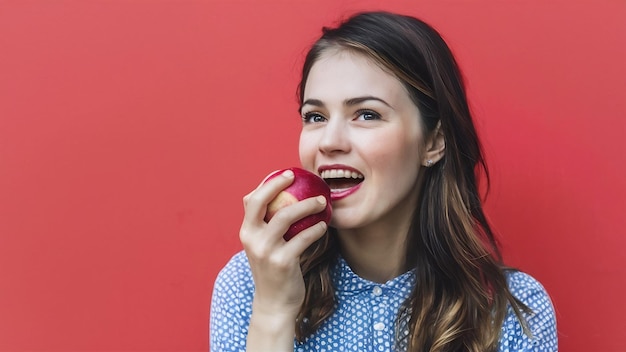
left=298, top=132, right=317, bottom=168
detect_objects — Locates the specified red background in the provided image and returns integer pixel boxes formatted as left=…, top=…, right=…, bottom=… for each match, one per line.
left=1, top=1, right=624, bottom=351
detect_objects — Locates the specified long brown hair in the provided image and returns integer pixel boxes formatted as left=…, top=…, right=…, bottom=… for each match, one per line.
left=295, top=12, right=530, bottom=351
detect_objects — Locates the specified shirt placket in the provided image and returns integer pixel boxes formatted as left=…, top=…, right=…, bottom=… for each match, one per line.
left=369, top=284, right=392, bottom=351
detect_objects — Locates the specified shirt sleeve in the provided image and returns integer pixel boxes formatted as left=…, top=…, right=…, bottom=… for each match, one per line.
left=499, top=271, right=558, bottom=352
left=210, top=251, right=253, bottom=352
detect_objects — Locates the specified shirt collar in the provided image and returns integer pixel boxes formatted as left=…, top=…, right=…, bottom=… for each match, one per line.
left=331, top=255, right=416, bottom=297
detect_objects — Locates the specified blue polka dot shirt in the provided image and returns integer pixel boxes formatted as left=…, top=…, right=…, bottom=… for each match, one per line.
left=210, top=251, right=557, bottom=351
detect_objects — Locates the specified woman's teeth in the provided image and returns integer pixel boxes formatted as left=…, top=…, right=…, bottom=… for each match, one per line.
left=321, top=169, right=364, bottom=192
left=320, top=169, right=364, bottom=179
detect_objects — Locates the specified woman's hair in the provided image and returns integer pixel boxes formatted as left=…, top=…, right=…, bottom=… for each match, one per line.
left=296, top=11, right=530, bottom=352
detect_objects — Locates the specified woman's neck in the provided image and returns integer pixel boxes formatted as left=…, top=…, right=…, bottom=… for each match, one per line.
left=337, top=222, right=411, bottom=284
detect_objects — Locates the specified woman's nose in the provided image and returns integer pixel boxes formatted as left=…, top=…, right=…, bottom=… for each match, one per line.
left=318, top=118, right=350, bottom=155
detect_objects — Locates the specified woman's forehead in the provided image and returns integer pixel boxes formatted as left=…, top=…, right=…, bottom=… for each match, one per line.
left=303, top=50, right=408, bottom=103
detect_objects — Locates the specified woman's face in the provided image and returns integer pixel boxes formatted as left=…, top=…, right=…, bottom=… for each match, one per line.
left=299, top=49, right=429, bottom=231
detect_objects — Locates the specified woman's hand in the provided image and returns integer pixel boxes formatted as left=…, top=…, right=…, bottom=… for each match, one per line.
left=239, top=169, right=328, bottom=351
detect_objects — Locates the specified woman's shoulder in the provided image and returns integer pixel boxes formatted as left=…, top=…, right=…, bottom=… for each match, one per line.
left=210, top=251, right=254, bottom=350
left=504, top=270, right=552, bottom=310
left=505, top=270, right=546, bottom=292
left=500, top=269, right=558, bottom=351
left=213, top=250, right=252, bottom=290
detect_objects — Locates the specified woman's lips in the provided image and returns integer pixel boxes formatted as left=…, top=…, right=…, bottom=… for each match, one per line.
left=330, top=182, right=362, bottom=201
left=318, top=164, right=364, bottom=201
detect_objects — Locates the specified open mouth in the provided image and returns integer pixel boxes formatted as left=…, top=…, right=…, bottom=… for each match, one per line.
left=320, top=169, right=364, bottom=193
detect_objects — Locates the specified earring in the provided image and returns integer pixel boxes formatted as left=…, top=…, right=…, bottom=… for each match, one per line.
left=426, top=159, right=434, bottom=167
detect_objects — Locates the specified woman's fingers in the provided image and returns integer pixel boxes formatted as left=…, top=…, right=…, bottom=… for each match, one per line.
left=265, top=195, right=327, bottom=238
left=242, top=195, right=328, bottom=251
left=242, top=169, right=284, bottom=206
left=280, top=219, right=328, bottom=258
left=242, top=169, right=294, bottom=224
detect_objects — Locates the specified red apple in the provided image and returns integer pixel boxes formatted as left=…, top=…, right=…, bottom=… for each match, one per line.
left=263, top=167, right=332, bottom=241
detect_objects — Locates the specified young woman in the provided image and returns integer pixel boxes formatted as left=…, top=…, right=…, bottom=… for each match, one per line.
left=210, top=11, right=557, bottom=352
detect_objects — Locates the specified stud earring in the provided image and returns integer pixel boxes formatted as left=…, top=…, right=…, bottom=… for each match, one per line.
left=426, top=159, right=434, bottom=167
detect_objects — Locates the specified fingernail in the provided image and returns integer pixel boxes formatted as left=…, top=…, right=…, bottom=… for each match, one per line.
left=319, top=221, right=327, bottom=230
left=282, top=170, right=294, bottom=178
left=316, top=195, right=327, bottom=205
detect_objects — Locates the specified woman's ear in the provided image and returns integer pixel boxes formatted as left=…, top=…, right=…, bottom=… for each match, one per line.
left=422, top=121, right=445, bottom=167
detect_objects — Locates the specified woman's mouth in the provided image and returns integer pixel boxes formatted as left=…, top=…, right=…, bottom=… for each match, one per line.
left=320, top=168, right=364, bottom=201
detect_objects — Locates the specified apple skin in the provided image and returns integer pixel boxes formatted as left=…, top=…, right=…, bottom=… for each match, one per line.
left=263, top=167, right=332, bottom=241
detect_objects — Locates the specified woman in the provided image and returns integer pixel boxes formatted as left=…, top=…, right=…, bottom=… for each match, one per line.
left=210, top=11, right=557, bottom=352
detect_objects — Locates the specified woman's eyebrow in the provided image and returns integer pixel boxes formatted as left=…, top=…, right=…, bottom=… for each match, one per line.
left=344, top=96, right=393, bottom=108
left=301, top=98, right=325, bottom=108
left=301, top=96, right=393, bottom=110
left=299, top=99, right=324, bottom=114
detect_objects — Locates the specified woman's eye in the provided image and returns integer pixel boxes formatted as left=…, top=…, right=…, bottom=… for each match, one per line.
left=356, top=110, right=381, bottom=121
left=302, top=112, right=326, bottom=123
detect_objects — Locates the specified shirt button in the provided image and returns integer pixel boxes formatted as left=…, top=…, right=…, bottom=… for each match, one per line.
left=372, top=286, right=382, bottom=296
left=373, top=322, right=385, bottom=331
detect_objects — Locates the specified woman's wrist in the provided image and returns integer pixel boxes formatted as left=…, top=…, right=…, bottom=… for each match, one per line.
left=246, top=302, right=297, bottom=351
